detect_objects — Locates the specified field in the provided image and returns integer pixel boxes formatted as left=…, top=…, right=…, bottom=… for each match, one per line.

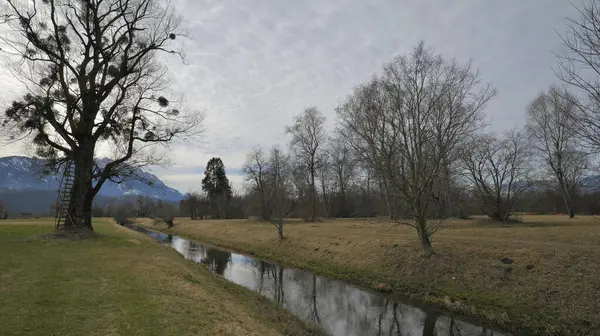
left=143, top=215, right=600, bottom=335
left=0, top=219, right=324, bottom=336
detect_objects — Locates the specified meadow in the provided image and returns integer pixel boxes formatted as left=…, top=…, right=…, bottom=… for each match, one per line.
left=143, top=215, right=600, bottom=335
left=0, top=219, right=324, bottom=336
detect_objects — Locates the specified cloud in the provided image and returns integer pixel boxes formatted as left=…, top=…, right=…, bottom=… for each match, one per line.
left=0, top=0, right=581, bottom=193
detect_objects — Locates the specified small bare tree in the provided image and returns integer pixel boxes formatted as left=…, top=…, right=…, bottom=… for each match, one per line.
left=243, top=147, right=271, bottom=221
left=285, top=107, right=326, bottom=221
left=0, top=0, right=202, bottom=231
left=180, top=192, right=199, bottom=220
left=153, top=199, right=177, bottom=228
left=526, top=86, right=587, bottom=218
left=460, top=130, right=532, bottom=222
left=135, top=196, right=155, bottom=218
left=338, top=42, right=495, bottom=255
left=266, top=146, right=293, bottom=240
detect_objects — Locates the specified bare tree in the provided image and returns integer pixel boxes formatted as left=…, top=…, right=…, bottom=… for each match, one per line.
left=288, top=160, right=311, bottom=219
left=329, top=133, right=357, bottom=217
left=153, top=199, right=177, bottom=228
left=135, top=196, right=155, bottom=218
left=556, top=1, right=600, bottom=152
left=316, top=149, right=331, bottom=217
left=266, top=146, right=294, bottom=240
left=460, top=130, right=532, bottom=222
left=0, top=0, right=202, bottom=231
left=527, top=86, right=587, bottom=218
left=243, top=147, right=271, bottom=221
left=338, top=42, right=495, bottom=255
left=180, top=192, right=204, bottom=220
left=285, top=107, right=326, bottom=221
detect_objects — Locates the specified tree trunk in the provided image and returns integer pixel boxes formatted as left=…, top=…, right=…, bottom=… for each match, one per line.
left=310, top=167, right=317, bottom=221
left=277, top=218, right=284, bottom=240
left=65, top=151, right=95, bottom=231
left=416, top=216, right=434, bottom=256
left=560, top=183, right=575, bottom=218
left=366, top=172, right=372, bottom=216
left=381, top=179, right=392, bottom=219
left=320, top=177, right=328, bottom=218
left=260, top=189, right=270, bottom=221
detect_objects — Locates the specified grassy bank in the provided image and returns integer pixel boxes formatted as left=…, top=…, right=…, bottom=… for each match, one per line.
left=143, top=215, right=600, bottom=335
left=0, top=219, right=324, bottom=336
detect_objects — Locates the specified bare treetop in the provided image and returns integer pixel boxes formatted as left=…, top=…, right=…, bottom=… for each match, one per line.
left=556, top=0, right=600, bottom=152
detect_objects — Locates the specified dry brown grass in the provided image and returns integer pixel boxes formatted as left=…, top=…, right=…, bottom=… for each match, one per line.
left=145, top=215, right=600, bottom=335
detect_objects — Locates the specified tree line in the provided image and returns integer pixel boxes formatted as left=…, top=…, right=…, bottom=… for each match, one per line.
left=3, top=0, right=600, bottom=255
left=180, top=2, right=600, bottom=256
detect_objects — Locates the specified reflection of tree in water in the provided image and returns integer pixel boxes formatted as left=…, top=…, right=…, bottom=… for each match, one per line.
left=187, top=240, right=200, bottom=253
left=255, top=261, right=267, bottom=293
left=374, top=301, right=404, bottom=336
left=422, top=312, right=437, bottom=336
left=254, top=261, right=286, bottom=304
left=307, top=275, right=321, bottom=324
left=375, top=299, right=388, bottom=336
left=271, top=265, right=285, bottom=304
left=205, top=248, right=231, bottom=275
left=185, top=240, right=201, bottom=259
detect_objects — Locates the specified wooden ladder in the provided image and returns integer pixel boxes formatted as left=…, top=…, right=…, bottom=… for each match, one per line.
left=55, top=161, right=75, bottom=231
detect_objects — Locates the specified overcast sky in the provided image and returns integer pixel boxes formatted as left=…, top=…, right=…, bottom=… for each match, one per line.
left=0, top=1, right=582, bottom=193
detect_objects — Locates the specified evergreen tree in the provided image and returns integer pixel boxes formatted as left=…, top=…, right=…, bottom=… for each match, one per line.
left=201, top=158, right=232, bottom=218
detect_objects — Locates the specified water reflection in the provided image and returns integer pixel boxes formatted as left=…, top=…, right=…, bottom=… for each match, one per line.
left=130, top=225, right=513, bottom=336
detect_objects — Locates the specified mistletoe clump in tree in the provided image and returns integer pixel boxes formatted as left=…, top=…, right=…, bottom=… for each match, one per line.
left=201, top=157, right=232, bottom=219
left=0, top=0, right=202, bottom=231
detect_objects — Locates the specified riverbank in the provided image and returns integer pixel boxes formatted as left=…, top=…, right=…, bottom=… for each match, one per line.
left=0, top=219, right=324, bottom=336
left=142, top=215, right=600, bottom=335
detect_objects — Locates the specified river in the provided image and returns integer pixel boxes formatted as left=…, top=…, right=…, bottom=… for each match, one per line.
left=129, top=225, right=514, bottom=336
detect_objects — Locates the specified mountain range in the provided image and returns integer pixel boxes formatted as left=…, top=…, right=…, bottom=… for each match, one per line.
left=0, top=156, right=182, bottom=201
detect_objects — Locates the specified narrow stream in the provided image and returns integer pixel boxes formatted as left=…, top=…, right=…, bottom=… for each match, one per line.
left=129, top=225, right=514, bottom=336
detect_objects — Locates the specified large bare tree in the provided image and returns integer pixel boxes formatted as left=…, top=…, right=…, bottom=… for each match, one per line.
left=0, top=0, right=201, bottom=231
left=338, top=42, right=495, bottom=255
left=526, top=86, right=587, bottom=218
left=285, top=107, right=326, bottom=221
left=460, top=130, right=532, bottom=222
left=556, top=0, right=600, bottom=151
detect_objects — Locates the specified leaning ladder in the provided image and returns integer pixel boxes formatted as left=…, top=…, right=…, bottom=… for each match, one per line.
left=55, top=161, right=75, bottom=231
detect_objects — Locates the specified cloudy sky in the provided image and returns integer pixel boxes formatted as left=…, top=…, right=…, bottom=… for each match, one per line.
left=0, top=1, right=582, bottom=193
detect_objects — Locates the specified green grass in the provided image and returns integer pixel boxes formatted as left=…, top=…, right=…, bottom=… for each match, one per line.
left=145, top=216, right=600, bottom=336
left=0, top=219, right=325, bottom=336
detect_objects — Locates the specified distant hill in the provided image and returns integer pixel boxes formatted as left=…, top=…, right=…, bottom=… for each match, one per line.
left=522, top=176, right=600, bottom=194
left=0, top=156, right=183, bottom=214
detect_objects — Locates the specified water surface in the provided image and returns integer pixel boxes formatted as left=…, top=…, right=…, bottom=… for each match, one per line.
left=130, top=225, right=514, bottom=336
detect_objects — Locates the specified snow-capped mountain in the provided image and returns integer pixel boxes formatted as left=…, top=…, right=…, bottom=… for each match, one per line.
left=0, top=156, right=182, bottom=201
